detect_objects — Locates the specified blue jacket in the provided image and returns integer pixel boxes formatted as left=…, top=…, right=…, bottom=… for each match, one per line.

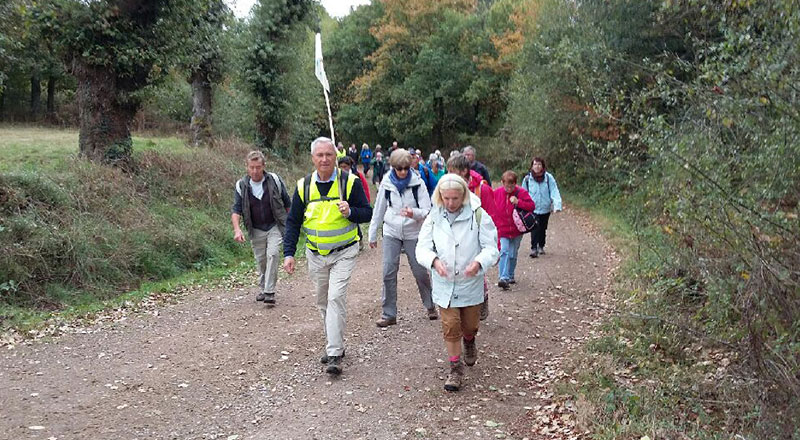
left=415, top=163, right=438, bottom=196
left=521, top=171, right=562, bottom=215
left=360, top=149, right=373, bottom=164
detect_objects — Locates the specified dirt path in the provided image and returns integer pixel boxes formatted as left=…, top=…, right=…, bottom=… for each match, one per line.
left=0, top=207, right=616, bottom=440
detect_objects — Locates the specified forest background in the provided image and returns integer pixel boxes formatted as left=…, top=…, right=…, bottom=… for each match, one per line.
left=1, top=0, right=798, bottom=438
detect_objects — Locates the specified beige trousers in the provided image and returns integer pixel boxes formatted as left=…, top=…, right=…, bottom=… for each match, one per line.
left=305, top=244, right=359, bottom=357
left=250, top=227, right=282, bottom=294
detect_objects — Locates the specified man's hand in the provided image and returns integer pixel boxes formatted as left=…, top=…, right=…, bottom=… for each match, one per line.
left=464, top=261, right=482, bottom=277
left=369, top=241, right=378, bottom=249
left=283, top=257, right=296, bottom=274
left=233, top=229, right=245, bottom=243
left=337, top=201, right=351, bottom=217
left=432, top=258, right=448, bottom=277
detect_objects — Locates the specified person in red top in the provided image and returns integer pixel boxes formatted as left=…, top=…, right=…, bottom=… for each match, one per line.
left=493, top=171, right=535, bottom=290
left=338, top=156, right=371, bottom=203
left=446, top=154, right=496, bottom=320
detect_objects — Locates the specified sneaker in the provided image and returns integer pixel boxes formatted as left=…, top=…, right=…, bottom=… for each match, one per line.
left=326, top=356, right=343, bottom=375
left=508, top=279, right=516, bottom=285
left=529, top=247, right=539, bottom=258
left=319, top=349, right=346, bottom=364
left=538, top=246, right=546, bottom=255
left=479, top=298, right=489, bottom=321
left=263, top=293, right=276, bottom=304
left=376, top=317, right=397, bottom=328
left=256, top=292, right=266, bottom=302
left=444, top=360, right=464, bottom=392
left=427, top=308, right=439, bottom=320
left=463, top=338, right=478, bottom=366
left=497, top=279, right=509, bottom=289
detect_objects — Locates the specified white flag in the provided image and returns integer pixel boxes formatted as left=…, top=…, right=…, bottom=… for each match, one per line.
left=315, top=33, right=330, bottom=93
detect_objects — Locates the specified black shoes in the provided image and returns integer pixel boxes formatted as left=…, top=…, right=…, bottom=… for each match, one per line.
left=497, top=279, right=510, bottom=290
left=529, top=247, right=539, bottom=258
left=256, top=292, right=276, bottom=304
left=326, top=356, right=343, bottom=375
left=320, top=349, right=346, bottom=364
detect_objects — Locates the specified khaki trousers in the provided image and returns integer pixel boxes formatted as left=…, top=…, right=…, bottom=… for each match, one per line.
left=250, top=227, right=283, bottom=294
left=306, top=244, right=359, bottom=357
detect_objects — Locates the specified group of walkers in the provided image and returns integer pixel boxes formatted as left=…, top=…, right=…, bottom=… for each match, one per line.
left=231, top=137, right=561, bottom=391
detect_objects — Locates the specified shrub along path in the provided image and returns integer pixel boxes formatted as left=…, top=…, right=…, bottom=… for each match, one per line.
left=0, top=207, right=617, bottom=439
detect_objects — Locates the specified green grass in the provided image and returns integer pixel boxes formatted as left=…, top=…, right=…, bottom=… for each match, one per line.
left=0, top=125, right=191, bottom=172
left=0, top=125, right=265, bottom=331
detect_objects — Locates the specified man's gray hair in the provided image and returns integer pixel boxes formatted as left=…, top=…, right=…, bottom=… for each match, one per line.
left=310, top=137, right=334, bottom=154
left=462, top=145, right=476, bottom=156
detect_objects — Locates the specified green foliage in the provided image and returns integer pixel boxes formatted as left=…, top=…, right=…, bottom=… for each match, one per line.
left=241, top=0, right=315, bottom=151
left=507, top=0, right=800, bottom=436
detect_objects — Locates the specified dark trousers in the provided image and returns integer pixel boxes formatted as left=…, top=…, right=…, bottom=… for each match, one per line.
left=362, top=162, right=370, bottom=177
left=530, top=212, right=551, bottom=250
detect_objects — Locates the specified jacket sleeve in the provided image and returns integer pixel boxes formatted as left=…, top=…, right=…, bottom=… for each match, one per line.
left=346, top=177, right=373, bottom=224
left=231, top=180, right=243, bottom=215
left=415, top=214, right=437, bottom=269
left=516, top=187, right=535, bottom=212
left=412, top=184, right=432, bottom=220
left=548, top=173, right=563, bottom=211
left=474, top=208, right=500, bottom=270
left=368, top=186, right=388, bottom=243
left=283, top=188, right=305, bottom=258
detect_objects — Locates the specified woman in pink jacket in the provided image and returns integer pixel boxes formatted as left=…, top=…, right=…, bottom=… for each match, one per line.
left=493, top=171, right=535, bottom=290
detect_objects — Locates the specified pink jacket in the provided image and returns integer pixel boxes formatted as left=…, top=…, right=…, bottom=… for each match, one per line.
left=468, top=170, right=495, bottom=218
left=492, top=185, right=535, bottom=239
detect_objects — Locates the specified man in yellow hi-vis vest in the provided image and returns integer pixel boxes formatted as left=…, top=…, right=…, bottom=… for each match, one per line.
left=283, top=137, right=372, bottom=375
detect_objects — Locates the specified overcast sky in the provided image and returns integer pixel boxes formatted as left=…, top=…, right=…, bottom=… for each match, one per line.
left=225, top=0, right=371, bottom=19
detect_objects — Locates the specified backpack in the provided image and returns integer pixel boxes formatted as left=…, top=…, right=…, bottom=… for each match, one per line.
left=386, top=185, right=420, bottom=208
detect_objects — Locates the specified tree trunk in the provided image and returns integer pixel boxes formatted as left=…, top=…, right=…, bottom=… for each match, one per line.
left=0, top=89, right=5, bottom=121
left=46, top=76, right=56, bottom=120
left=256, top=117, right=276, bottom=151
left=190, top=70, right=213, bottom=147
left=73, top=61, right=137, bottom=168
left=30, top=73, right=42, bottom=118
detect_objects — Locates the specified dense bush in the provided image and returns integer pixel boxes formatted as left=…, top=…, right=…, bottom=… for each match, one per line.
left=506, top=0, right=799, bottom=436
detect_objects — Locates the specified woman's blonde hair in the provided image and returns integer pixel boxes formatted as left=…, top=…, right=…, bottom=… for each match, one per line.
left=431, top=174, right=469, bottom=207
left=389, top=148, right=412, bottom=168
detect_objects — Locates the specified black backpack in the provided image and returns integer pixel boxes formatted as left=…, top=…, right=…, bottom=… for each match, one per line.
left=386, top=185, right=420, bottom=208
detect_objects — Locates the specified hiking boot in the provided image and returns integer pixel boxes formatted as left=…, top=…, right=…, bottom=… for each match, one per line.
left=463, top=338, right=478, bottom=366
left=529, top=247, right=539, bottom=258
left=326, top=356, right=343, bottom=375
left=427, top=308, right=439, bottom=320
left=263, top=293, right=275, bottom=304
left=497, top=279, right=509, bottom=289
left=444, top=360, right=464, bottom=392
left=479, top=298, right=489, bottom=321
left=320, top=349, right=346, bottom=364
left=256, top=292, right=266, bottom=302
left=376, top=317, right=397, bottom=328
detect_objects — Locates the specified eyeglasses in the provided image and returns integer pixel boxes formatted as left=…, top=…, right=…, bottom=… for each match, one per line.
left=395, top=167, right=410, bottom=172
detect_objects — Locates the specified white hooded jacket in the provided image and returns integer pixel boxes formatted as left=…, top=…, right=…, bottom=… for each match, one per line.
left=415, top=193, right=499, bottom=308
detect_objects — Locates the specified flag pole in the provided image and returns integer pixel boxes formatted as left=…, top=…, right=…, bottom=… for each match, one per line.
left=323, top=87, right=335, bottom=146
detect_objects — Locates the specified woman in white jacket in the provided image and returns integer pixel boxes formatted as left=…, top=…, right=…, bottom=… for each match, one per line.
left=416, top=174, right=499, bottom=392
left=368, top=149, right=436, bottom=327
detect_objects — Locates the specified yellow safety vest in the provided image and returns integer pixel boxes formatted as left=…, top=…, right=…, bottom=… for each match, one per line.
left=336, top=148, right=346, bottom=159
left=298, top=172, right=359, bottom=255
